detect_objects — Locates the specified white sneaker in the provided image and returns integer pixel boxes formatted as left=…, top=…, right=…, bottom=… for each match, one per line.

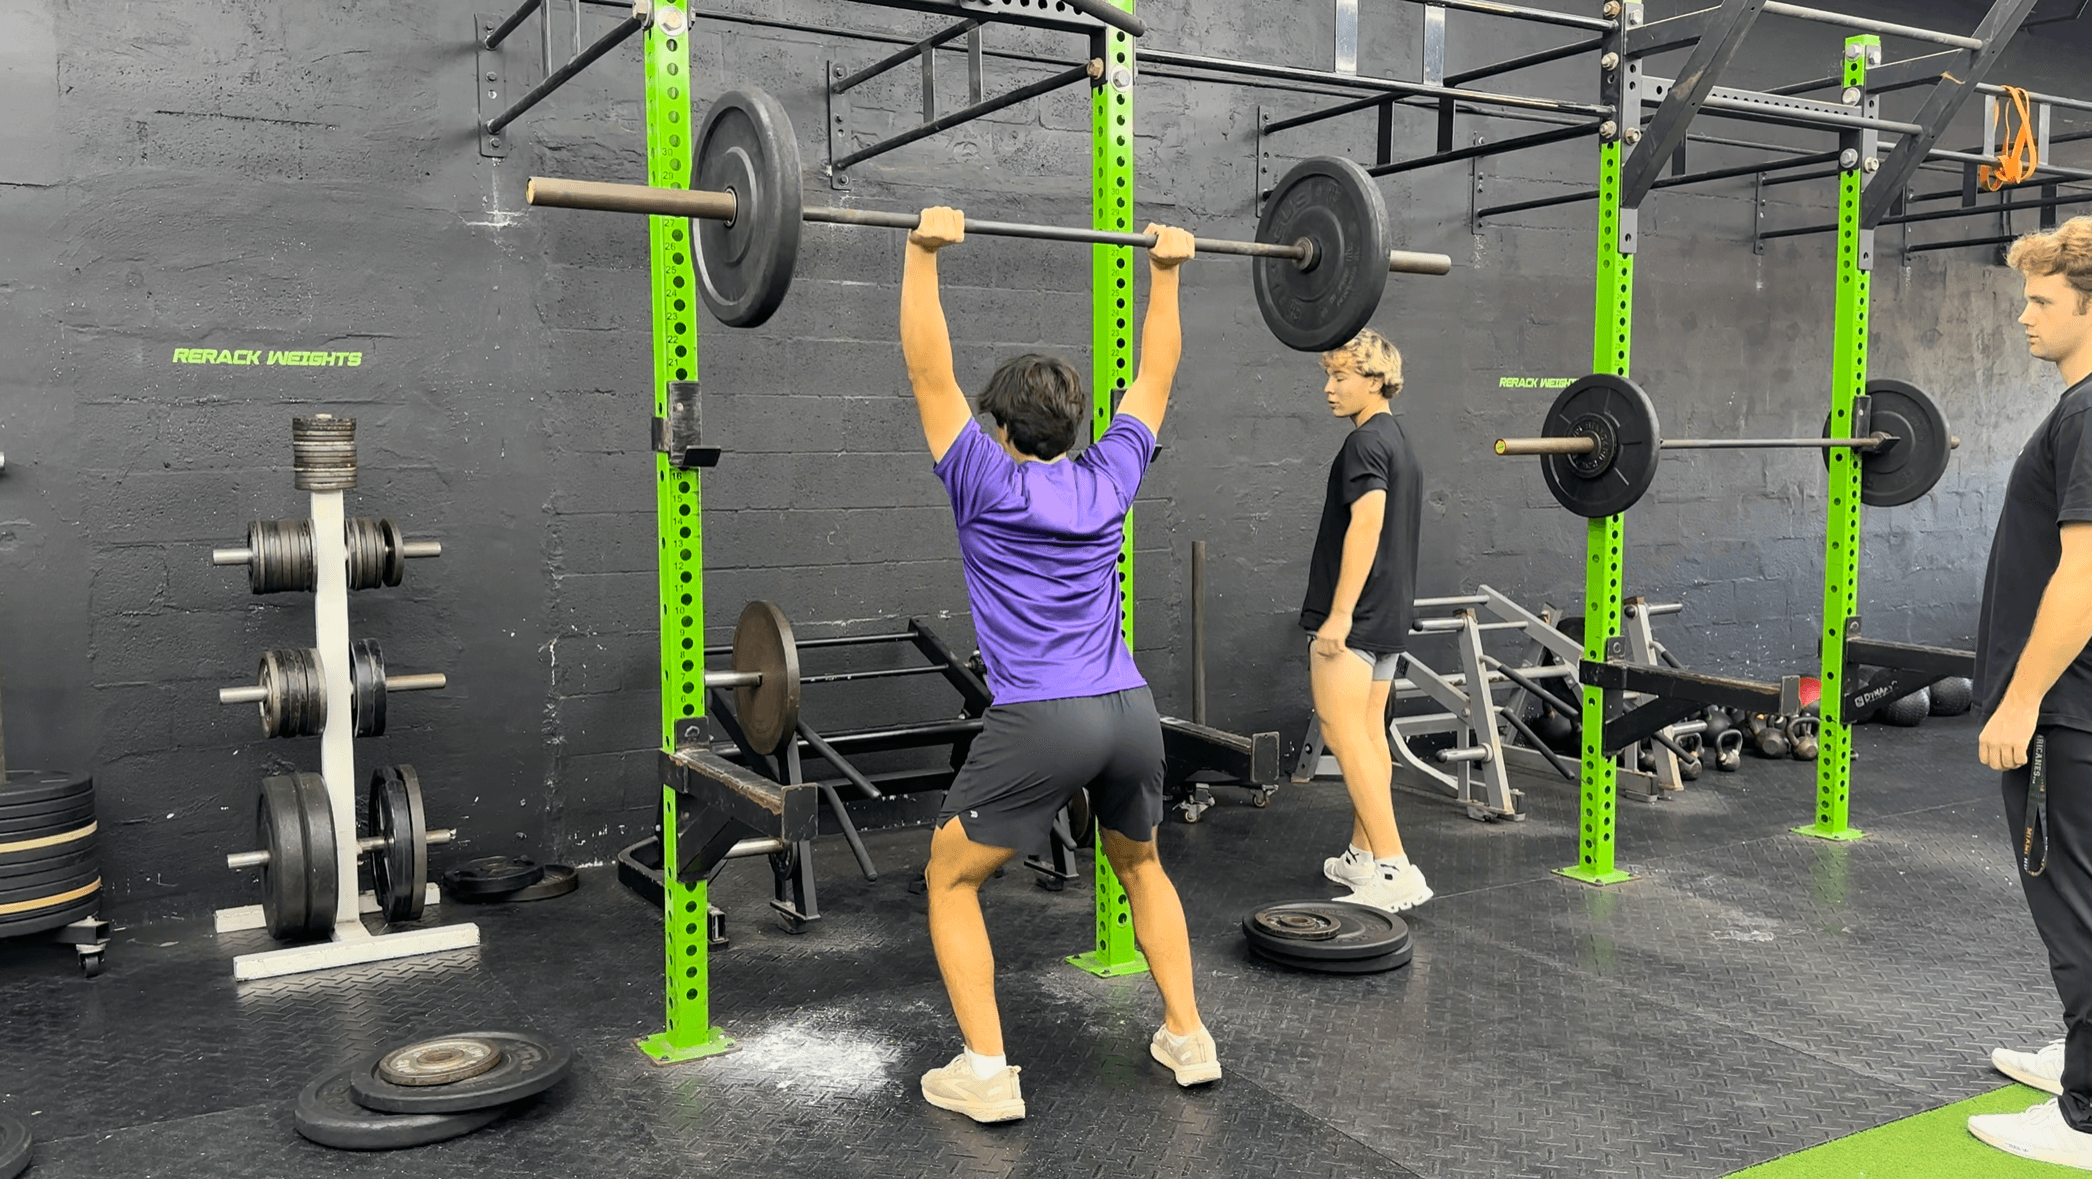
left=1995, top=1039, right=2067, bottom=1096
left=1969, top=1098, right=2092, bottom=1169
left=1322, top=845, right=1375, bottom=890
left=1340, top=862, right=1433, bottom=913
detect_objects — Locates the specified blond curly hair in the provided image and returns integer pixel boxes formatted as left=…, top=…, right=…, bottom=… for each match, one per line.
left=1320, top=328, right=1404, bottom=397
left=2008, top=216, right=2092, bottom=313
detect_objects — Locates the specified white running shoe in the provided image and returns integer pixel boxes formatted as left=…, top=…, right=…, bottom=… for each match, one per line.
left=1995, top=1039, right=2067, bottom=1096
left=1969, top=1098, right=2092, bottom=1169
left=1322, top=845, right=1376, bottom=890
left=1340, top=862, right=1433, bottom=913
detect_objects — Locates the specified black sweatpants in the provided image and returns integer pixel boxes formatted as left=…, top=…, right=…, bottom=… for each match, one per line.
left=2004, top=725, right=2092, bottom=1129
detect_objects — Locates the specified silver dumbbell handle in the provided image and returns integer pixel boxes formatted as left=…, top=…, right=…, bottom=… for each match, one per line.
left=211, top=540, right=444, bottom=565
left=226, top=827, right=456, bottom=870
left=218, top=672, right=448, bottom=705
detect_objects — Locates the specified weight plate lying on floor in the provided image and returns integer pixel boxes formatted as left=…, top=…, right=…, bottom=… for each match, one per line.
left=365, top=764, right=428, bottom=923
left=377, top=1035, right=504, bottom=1086
left=452, top=863, right=578, bottom=904
left=1242, top=901, right=1410, bottom=961
left=0, top=1109, right=29, bottom=1179
left=293, top=1065, right=505, bottom=1150
left=442, top=856, right=546, bottom=900
left=348, top=1030, right=573, bottom=1114
left=1249, top=940, right=1412, bottom=974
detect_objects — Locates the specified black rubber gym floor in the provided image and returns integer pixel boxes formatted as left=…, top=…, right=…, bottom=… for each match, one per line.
left=0, top=711, right=2046, bottom=1178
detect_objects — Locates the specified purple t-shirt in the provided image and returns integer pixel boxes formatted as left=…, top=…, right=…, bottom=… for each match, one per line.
left=933, top=415, right=1154, bottom=704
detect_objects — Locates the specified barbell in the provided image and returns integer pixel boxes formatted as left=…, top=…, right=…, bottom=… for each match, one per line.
left=525, top=87, right=1452, bottom=353
left=1494, top=373, right=1955, bottom=518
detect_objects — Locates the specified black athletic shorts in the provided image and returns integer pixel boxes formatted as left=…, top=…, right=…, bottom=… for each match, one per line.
left=937, top=686, right=1167, bottom=857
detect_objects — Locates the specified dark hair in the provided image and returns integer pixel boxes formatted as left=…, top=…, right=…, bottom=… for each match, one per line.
left=978, top=353, right=1086, bottom=460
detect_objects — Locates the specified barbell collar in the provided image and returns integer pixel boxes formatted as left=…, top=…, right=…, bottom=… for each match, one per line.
left=525, top=176, right=1454, bottom=276
left=384, top=673, right=448, bottom=694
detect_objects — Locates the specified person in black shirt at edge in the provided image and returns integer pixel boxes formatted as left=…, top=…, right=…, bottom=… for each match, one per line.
left=1968, top=215, right=2092, bottom=1169
left=1299, top=328, right=1432, bottom=913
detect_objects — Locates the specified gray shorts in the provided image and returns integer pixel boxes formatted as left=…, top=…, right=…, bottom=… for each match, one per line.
left=1307, top=637, right=1403, bottom=682
left=937, top=686, right=1166, bottom=856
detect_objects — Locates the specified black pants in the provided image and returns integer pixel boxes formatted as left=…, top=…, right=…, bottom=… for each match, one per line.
left=2004, top=725, right=2092, bottom=1129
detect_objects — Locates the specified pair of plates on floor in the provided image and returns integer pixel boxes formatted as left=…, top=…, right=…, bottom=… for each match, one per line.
left=294, top=1029, right=574, bottom=1150
left=1242, top=900, right=1413, bottom=974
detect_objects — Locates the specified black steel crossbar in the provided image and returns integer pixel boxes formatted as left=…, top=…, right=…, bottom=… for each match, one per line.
left=483, top=4, right=646, bottom=135
left=1401, top=0, right=1615, bottom=33
left=1583, top=660, right=1802, bottom=718
left=1370, top=121, right=1602, bottom=176
left=800, top=665, right=949, bottom=686
left=1139, top=49, right=1614, bottom=118
left=1845, top=637, right=1976, bottom=680
left=483, top=0, right=544, bottom=49
left=834, top=18, right=981, bottom=93
left=834, top=61, right=1095, bottom=170
left=1445, top=37, right=1605, bottom=87
left=1479, top=148, right=1838, bottom=218
left=838, top=0, right=1123, bottom=36
left=1761, top=187, right=2092, bottom=240
left=1768, top=48, right=1971, bottom=96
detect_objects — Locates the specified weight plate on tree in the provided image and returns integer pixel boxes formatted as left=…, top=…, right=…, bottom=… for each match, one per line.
left=0, top=800, right=98, bottom=839
left=294, top=1065, right=505, bottom=1150
left=1241, top=900, right=1410, bottom=961
left=295, top=771, right=339, bottom=937
left=351, top=638, right=387, bottom=738
left=0, top=1109, right=29, bottom=1179
left=453, top=863, right=579, bottom=904
left=733, top=600, right=801, bottom=756
left=348, top=1029, right=573, bottom=1114
left=257, top=775, right=309, bottom=939
left=1539, top=373, right=1662, bottom=518
left=0, top=822, right=95, bottom=868
left=376, top=1035, right=504, bottom=1087
left=379, top=517, right=407, bottom=587
left=443, top=856, right=545, bottom=900
left=1847, top=379, right=1954, bottom=507
left=693, top=89, right=803, bottom=328
left=0, top=769, right=93, bottom=807
left=1249, top=940, right=1412, bottom=974
left=366, top=764, right=429, bottom=923
left=1253, top=156, right=1392, bottom=353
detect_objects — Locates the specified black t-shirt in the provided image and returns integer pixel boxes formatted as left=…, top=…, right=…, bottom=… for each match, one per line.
left=1977, top=375, right=2092, bottom=728
left=1299, top=412, right=1423, bottom=655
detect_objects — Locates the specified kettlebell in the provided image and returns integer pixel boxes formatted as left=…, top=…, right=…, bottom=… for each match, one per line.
left=1754, top=715, right=1793, bottom=759
left=1702, top=706, right=1734, bottom=740
left=1787, top=716, right=1820, bottom=761
left=1715, top=728, right=1745, bottom=772
left=1676, top=734, right=1703, bottom=781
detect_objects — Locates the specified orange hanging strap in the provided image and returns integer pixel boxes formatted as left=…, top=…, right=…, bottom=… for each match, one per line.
left=1980, top=85, right=2040, bottom=192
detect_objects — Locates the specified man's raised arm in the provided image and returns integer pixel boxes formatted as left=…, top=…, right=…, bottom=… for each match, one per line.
left=900, top=206, right=975, bottom=463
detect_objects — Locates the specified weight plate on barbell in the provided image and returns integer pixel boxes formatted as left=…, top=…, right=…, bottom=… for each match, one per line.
left=366, top=764, right=428, bottom=924
left=376, top=1035, right=504, bottom=1087
left=348, top=1029, right=573, bottom=1114
left=352, top=638, right=387, bottom=739
left=694, top=89, right=803, bottom=329
left=1240, top=900, right=1409, bottom=961
left=733, top=600, right=801, bottom=756
left=1253, top=156, right=1392, bottom=353
left=379, top=517, right=407, bottom=587
left=1539, top=373, right=1662, bottom=519
left=294, top=771, right=339, bottom=938
left=293, top=1064, right=507, bottom=1150
left=257, top=775, right=309, bottom=940
left=1820, top=379, right=1952, bottom=508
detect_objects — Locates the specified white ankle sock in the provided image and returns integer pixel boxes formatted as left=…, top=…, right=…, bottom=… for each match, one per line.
left=1348, top=843, right=1370, bottom=860
left=964, top=1047, right=1006, bottom=1079
left=1159, top=1025, right=1203, bottom=1049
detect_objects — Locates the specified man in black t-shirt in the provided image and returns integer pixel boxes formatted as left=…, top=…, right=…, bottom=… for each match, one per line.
left=1298, top=328, right=1430, bottom=913
left=1967, top=216, right=2092, bottom=1170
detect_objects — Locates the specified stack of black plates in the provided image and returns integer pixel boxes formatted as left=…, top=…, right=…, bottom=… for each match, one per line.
left=0, top=1109, right=31, bottom=1179
left=442, top=856, right=579, bottom=903
left=1241, top=900, right=1412, bottom=974
left=0, top=771, right=100, bottom=940
left=294, top=1029, right=574, bottom=1150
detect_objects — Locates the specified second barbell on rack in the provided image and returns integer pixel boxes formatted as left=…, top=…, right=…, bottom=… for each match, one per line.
left=525, top=87, right=1453, bottom=353
left=1493, top=373, right=1956, bottom=518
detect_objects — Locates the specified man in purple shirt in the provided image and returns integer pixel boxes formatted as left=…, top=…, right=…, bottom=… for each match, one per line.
left=899, top=206, right=1216, bottom=1123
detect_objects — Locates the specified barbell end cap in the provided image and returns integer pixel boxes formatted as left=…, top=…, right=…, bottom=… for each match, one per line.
left=218, top=685, right=269, bottom=705
left=1494, top=440, right=1510, bottom=455
left=212, top=548, right=255, bottom=566
left=427, top=828, right=457, bottom=846
left=1388, top=250, right=1454, bottom=276
left=1951, top=435, right=1962, bottom=450
left=524, top=177, right=539, bottom=205
left=1087, top=57, right=1105, bottom=80
left=226, top=850, right=271, bottom=870
left=401, top=540, right=443, bottom=559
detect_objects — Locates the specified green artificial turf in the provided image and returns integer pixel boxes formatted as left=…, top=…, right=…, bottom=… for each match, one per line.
left=1726, top=1085, right=2084, bottom=1178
